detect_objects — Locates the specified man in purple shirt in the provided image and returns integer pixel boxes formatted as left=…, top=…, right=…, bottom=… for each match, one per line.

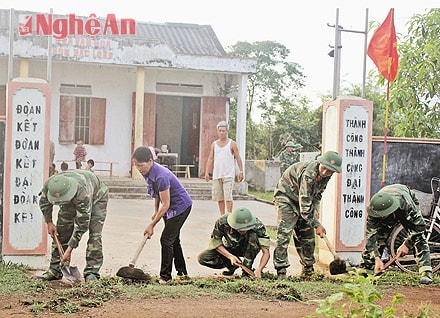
left=132, top=146, right=192, bottom=284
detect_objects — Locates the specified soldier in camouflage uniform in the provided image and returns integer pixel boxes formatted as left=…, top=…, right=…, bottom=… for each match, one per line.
left=38, top=170, right=109, bottom=282
left=273, top=151, right=342, bottom=279
left=198, top=207, right=270, bottom=278
left=361, top=184, right=432, bottom=284
left=279, top=141, right=303, bottom=174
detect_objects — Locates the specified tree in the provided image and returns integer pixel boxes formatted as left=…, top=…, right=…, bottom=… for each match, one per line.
left=271, top=96, right=322, bottom=156
left=375, top=9, right=440, bottom=138
left=227, top=41, right=306, bottom=159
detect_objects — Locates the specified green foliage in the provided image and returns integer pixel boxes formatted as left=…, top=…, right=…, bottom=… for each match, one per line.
left=272, top=97, right=322, bottom=156
left=372, top=8, right=440, bottom=138
left=226, top=9, right=440, bottom=160
left=227, top=41, right=319, bottom=159
left=307, top=269, right=404, bottom=318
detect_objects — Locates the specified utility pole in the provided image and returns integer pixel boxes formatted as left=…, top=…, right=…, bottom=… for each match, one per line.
left=328, top=8, right=369, bottom=100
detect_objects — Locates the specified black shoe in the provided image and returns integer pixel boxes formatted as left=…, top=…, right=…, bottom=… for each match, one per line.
left=176, top=272, right=190, bottom=281
left=222, top=266, right=238, bottom=276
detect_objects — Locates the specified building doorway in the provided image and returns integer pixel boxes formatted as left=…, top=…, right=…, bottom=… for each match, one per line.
left=155, top=95, right=200, bottom=176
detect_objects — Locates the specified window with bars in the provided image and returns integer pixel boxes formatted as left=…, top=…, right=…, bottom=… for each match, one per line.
left=59, top=95, right=106, bottom=145
left=75, top=97, right=91, bottom=143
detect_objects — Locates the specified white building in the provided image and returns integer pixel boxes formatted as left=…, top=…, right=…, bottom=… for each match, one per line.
left=0, top=9, right=256, bottom=177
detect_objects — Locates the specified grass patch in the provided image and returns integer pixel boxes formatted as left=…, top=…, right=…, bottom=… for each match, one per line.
left=0, top=261, right=32, bottom=295
left=248, top=187, right=274, bottom=203
left=0, top=261, right=438, bottom=316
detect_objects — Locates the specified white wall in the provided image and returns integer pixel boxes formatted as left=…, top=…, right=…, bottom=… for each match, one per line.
left=51, top=63, right=136, bottom=177
left=0, top=58, right=239, bottom=177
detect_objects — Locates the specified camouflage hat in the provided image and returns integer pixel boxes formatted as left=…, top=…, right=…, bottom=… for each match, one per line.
left=367, top=192, right=399, bottom=218
left=285, top=141, right=295, bottom=147
left=293, top=143, right=303, bottom=150
left=47, top=174, right=78, bottom=205
left=227, top=207, right=257, bottom=231
left=317, top=151, right=342, bottom=173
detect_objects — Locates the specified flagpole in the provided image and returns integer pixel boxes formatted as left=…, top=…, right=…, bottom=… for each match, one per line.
left=367, top=8, right=397, bottom=189
left=381, top=77, right=391, bottom=188
left=382, top=8, right=397, bottom=188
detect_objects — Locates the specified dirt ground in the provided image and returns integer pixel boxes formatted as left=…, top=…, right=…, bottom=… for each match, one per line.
left=1, top=285, right=440, bottom=317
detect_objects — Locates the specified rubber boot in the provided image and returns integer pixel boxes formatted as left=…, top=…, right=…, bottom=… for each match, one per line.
left=420, top=271, right=433, bottom=285
left=277, top=268, right=287, bottom=280
left=222, top=265, right=238, bottom=276
left=300, top=266, right=314, bottom=279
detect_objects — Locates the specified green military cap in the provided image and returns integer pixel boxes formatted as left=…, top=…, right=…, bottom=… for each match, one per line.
left=317, top=151, right=342, bottom=173
left=47, top=174, right=78, bottom=205
left=293, top=143, right=303, bottom=150
left=227, top=207, right=257, bottom=231
left=285, top=141, right=295, bottom=147
left=367, top=192, right=399, bottom=218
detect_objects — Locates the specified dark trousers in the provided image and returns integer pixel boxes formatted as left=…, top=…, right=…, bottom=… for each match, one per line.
left=160, top=206, right=191, bottom=280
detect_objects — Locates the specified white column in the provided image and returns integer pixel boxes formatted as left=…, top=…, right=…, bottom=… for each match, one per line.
left=19, top=59, right=29, bottom=78
left=236, top=74, right=247, bottom=166
left=236, top=74, right=248, bottom=194
left=134, top=67, right=145, bottom=147
left=132, top=66, right=145, bottom=179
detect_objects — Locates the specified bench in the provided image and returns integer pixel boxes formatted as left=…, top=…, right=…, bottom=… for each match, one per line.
left=93, top=161, right=118, bottom=178
left=57, top=160, right=118, bottom=178
left=171, top=165, right=195, bottom=179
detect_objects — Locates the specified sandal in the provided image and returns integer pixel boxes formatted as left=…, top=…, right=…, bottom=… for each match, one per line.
left=157, top=278, right=170, bottom=285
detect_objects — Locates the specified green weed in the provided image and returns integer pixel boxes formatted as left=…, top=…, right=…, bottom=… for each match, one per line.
left=306, top=269, right=433, bottom=318
left=0, top=261, right=438, bottom=316
left=0, top=261, right=31, bottom=294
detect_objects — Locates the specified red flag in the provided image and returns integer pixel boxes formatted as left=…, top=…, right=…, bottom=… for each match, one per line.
left=367, top=8, right=398, bottom=81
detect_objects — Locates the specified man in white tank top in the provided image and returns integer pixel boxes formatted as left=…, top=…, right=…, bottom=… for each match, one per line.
left=205, top=121, right=244, bottom=215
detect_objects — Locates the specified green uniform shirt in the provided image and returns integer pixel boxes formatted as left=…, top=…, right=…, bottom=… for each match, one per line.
left=275, top=160, right=331, bottom=228
left=279, top=149, right=300, bottom=173
left=365, top=184, right=425, bottom=258
left=39, top=170, right=109, bottom=249
left=208, top=214, right=270, bottom=250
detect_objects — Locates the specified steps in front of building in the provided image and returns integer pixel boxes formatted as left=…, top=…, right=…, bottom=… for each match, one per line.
left=101, top=177, right=251, bottom=200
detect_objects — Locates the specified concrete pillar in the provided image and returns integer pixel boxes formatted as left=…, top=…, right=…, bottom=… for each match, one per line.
left=319, top=96, right=373, bottom=266
left=2, top=78, right=51, bottom=268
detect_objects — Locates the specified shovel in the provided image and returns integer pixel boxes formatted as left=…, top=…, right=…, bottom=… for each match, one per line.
left=237, top=262, right=256, bottom=279
left=116, top=234, right=151, bottom=281
left=322, top=234, right=347, bottom=275
left=374, top=252, right=400, bottom=277
left=54, top=235, right=82, bottom=282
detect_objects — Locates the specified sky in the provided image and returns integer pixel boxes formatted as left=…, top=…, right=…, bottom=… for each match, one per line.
left=1, top=0, right=438, bottom=107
